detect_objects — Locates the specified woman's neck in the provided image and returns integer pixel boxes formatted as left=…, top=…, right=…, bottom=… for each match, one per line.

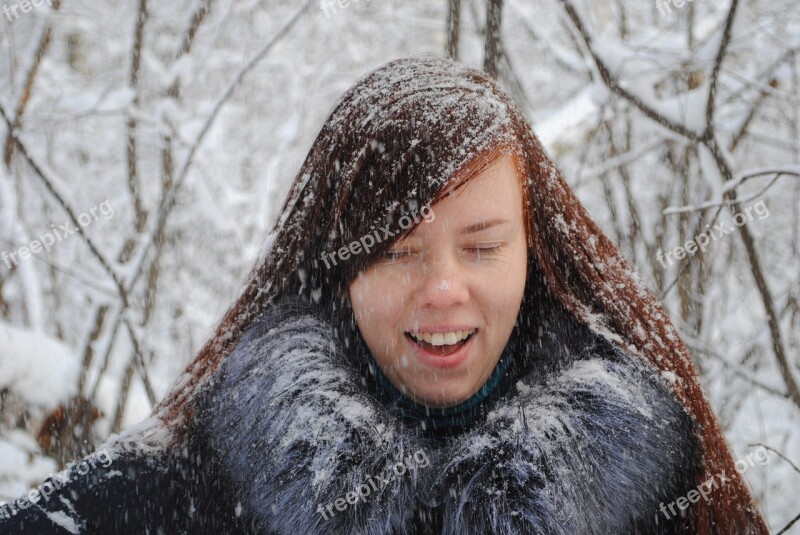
left=365, top=340, right=516, bottom=435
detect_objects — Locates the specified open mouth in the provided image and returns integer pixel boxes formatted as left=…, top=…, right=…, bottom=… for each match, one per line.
left=404, top=329, right=478, bottom=357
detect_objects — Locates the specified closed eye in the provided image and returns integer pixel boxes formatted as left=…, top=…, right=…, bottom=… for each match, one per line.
left=382, top=244, right=505, bottom=262
left=382, top=248, right=416, bottom=262
left=465, top=244, right=503, bottom=258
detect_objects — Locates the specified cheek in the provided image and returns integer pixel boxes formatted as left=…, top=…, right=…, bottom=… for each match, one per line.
left=507, top=233, right=529, bottom=301
left=488, top=244, right=528, bottom=300
left=476, top=251, right=527, bottom=330
left=352, top=275, right=398, bottom=315
left=349, top=279, right=376, bottom=330
left=349, top=275, right=405, bottom=341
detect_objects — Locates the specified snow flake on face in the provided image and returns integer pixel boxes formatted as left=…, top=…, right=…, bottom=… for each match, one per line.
left=436, top=279, right=451, bottom=291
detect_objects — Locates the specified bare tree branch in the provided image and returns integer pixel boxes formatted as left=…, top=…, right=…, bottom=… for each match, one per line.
left=125, top=0, right=314, bottom=293
left=0, top=104, right=157, bottom=405
left=704, top=0, right=739, bottom=138
left=556, top=0, right=702, bottom=141
left=663, top=170, right=800, bottom=214
left=168, top=0, right=215, bottom=99
left=114, top=0, right=217, bottom=431
left=123, top=0, right=149, bottom=252
left=776, top=512, right=800, bottom=535
left=557, top=0, right=800, bottom=410
left=2, top=0, right=62, bottom=167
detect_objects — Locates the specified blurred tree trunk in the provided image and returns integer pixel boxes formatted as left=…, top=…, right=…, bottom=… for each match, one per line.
left=446, top=0, right=461, bottom=60
left=483, top=0, right=503, bottom=78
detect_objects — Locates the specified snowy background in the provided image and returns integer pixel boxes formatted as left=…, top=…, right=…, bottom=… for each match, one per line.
left=1, top=0, right=798, bottom=531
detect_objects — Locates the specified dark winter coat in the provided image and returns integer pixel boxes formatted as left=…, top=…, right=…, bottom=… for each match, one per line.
left=0, top=296, right=700, bottom=534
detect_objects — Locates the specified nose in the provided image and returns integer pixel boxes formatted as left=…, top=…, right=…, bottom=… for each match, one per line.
left=418, top=249, right=469, bottom=310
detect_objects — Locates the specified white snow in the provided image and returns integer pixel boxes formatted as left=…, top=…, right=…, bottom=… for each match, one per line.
left=0, top=322, right=79, bottom=410
left=0, top=431, right=57, bottom=502
left=45, top=511, right=80, bottom=534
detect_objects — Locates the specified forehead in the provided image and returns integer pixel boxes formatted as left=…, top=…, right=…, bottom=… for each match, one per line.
left=439, top=154, right=521, bottom=213
left=402, top=154, right=523, bottom=238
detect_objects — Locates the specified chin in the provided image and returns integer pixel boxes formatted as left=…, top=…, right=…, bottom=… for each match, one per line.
left=414, top=385, right=472, bottom=408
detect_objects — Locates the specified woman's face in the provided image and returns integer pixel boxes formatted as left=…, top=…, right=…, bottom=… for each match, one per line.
left=348, top=154, right=528, bottom=408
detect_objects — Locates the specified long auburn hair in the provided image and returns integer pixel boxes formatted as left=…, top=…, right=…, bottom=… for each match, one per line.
left=154, top=53, right=767, bottom=534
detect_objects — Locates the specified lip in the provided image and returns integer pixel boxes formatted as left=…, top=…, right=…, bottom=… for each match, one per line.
left=404, top=329, right=476, bottom=369
left=405, top=325, right=478, bottom=334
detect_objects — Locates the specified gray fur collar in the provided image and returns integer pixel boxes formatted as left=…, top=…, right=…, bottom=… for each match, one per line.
left=197, top=297, right=698, bottom=535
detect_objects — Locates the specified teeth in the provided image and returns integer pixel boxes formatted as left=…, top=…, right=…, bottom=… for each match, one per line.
left=410, top=329, right=475, bottom=346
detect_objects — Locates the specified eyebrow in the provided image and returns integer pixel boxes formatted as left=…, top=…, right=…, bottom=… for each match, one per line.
left=459, top=218, right=510, bottom=235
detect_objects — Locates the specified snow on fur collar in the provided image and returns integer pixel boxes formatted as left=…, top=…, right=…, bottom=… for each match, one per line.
left=196, top=296, right=699, bottom=535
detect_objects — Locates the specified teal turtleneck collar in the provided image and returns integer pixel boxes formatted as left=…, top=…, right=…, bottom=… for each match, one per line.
left=365, top=341, right=515, bottom=433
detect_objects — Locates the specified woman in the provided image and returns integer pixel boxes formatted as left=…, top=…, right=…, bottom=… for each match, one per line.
left=1, top=54, right=768, bottom=534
